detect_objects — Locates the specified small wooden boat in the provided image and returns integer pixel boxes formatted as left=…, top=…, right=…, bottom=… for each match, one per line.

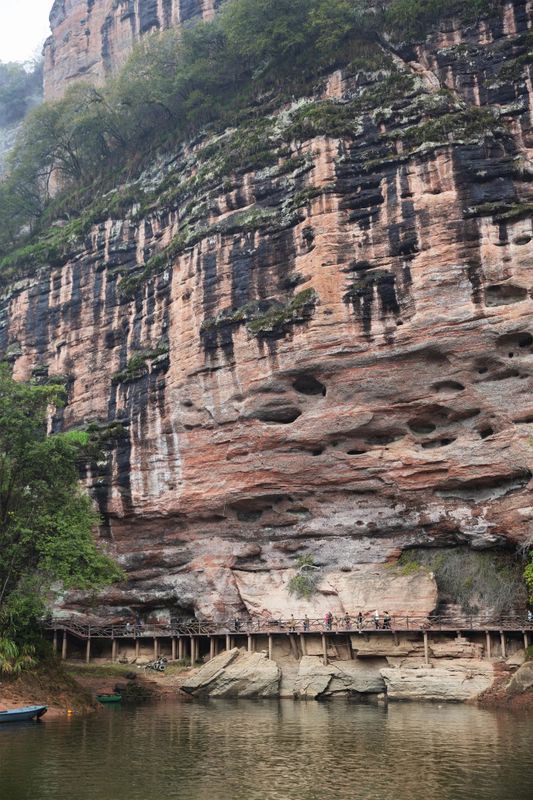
left=96, top=693, right=122, bottom=704
left=0, top=705, right=47, bottom=723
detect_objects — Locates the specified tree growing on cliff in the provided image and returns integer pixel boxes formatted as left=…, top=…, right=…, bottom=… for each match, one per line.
left=525, top=554, right=533, bottom=604
left=0, top=366, right=122, bottom=646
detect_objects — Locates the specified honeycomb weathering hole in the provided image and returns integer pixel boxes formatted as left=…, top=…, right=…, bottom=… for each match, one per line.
left=253, top=406, right=302, bottom=424
left=292, top=375, right=327, bottom=396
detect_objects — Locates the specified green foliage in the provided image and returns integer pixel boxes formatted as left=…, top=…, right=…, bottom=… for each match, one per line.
left=384, top=0, right=503, bottom=40
left=288, top=553, right=319, bottom=599
left=246, top=289, right=319, bottom=336
left=525, top=553, right=533, bottom=601
left=0, top=0, right=511, bottom=275
left=296, top=554, right=316, bottom=569
left=399, top=107, right=499, bottom=147
left=288, top=573, right=318, bottom=599
left=0, top=366, right=122, bottom=644
left=0, top=638, right=36, bottom=675
left=399, top=548, right=527, bottom=615
left=111, top=343, right=169, bottom=383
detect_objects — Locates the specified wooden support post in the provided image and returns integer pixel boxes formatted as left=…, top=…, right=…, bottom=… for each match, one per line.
left=423, top=631, right=429, bottom=665
left=299, top=634, right=307, bottom=656
left=523, top=632, right=529, bottom=651
left=61, top=630, right=68, bottom=661
left=225, top=633, right=231, bottom=652
left=322, top=633, right=328, bottom=666
left=393, top=632, right=399, bottom=647
left=209, top=637, right=215, bottom=661
left=190, top=637, right=196, bottom=666
left=171, top=638, right=177, bottom=661
left=247, top=634, right=253, bottom=653
left=485, top=631, right=492, bottom=660
left=135, top=639, right=140, bottom=659
left=500, top=630, right=507, bottom=659
left=268, top=634, right=273, bottom=661
left=53, top=630, right=58, bottom=654
left=85, top=638, right=91, bottom=664
left=153, top=637, right=158, bottom=658
left=112, top=638, right=118, bottom=663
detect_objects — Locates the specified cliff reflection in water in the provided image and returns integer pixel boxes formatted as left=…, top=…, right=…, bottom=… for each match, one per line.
left=0, top=700, right=531, bottom=800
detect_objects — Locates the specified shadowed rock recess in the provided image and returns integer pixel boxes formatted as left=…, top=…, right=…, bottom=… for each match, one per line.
left=4, top=0, right=533, bottom=625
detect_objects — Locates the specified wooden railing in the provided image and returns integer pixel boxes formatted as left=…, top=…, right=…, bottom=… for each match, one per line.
left=43, top=614, right=533, bottom=640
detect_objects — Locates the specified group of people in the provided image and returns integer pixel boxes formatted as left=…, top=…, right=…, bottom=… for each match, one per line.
left=284, top=610, right=393, bottom=632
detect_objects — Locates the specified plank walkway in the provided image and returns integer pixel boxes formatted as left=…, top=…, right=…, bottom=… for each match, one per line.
left=45, top=615, right=533, bottom=666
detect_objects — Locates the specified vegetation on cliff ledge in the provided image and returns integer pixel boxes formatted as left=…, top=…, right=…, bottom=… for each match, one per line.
left=0, top=367, right=121, bottom=660
left=0, top=0, right=504, bottom=272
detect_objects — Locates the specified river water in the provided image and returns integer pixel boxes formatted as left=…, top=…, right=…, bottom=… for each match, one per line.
left=0, top=700, right=531, bottom=800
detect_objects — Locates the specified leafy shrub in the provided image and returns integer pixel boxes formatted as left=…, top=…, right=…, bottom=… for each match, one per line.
left=288, top=554, right=319, bottom=599
left=0, top=638, right=36, bottom=675
left=525, top=552, right=533, bottom=601
left=384, top=0, right=503, bottom=40
left=399, top=547, right=527, bottom=615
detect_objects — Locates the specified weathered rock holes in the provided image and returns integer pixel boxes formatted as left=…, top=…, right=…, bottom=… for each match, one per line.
left=432, top=380, right=465, bottom=394
left=484, top=284, right=527, bottom=306
left=497, top=331, right=533, bottom=355
left=347, top=448, right=366, bottom=456
left=236, top=509, right=264, bottom=522
left=253, top=405, right=302, bottom=424
left=421, top=438, right=455, bottom=449
left=513, top=234, right=531, bottom=246
left=408, top=420, right=437, bottom=435
left=364, top=434, right=401, bottom=445
left=479, top=427, right=494, bottom=439
left=292, top=374, right=326, bottom=396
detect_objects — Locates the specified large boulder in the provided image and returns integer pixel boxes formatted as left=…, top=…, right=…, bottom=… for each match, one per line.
left=293, top=656, right=385, bottom=698
left=181, top=649, right=281, bottom=697
left=381, top=659, right=495, bottom=702
left=506, top=661, right=533, bottom=696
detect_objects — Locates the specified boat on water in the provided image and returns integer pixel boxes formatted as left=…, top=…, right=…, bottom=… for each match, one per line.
left=96, top=694, right=122, bottom=704
left=0, top=705, right=47, bottom=723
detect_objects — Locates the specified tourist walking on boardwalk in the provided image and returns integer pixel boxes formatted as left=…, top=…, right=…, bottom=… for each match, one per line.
left=325, top=611, right=333, bottom=630
left=344, top=612, right=351, bottom=630
left=303, top=615, right=310, bottom=632
left=383, top=611, right=391, bottom=630
left=289, top=614, right=296, bottom=632
left=357, top=611, right=364, bottom=632
left=373, top=610, right=380, bottom=629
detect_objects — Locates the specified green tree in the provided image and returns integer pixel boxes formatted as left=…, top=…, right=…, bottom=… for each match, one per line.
left=525, top=555, right=533, bottom=602
left=0, top=366, right=121, bottom=645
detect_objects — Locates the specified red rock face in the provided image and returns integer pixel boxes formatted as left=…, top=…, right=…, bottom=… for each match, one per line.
left=12, top=2, right=533, bottom=621
left=43, top=0, right=221, bottom=100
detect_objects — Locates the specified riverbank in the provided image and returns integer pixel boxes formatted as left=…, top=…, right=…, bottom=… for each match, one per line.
left=64, top=661, right=195, bottom=702
left=0, top=660, right=95, bottom=718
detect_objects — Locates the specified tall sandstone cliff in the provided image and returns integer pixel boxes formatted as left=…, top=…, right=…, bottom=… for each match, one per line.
left=9, top=1, right=533, bottom=622
left=44, top=0, right=221, bottom=99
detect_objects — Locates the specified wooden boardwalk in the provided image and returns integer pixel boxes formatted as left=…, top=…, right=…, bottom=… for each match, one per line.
left=45, top=615, right=533, bottom=666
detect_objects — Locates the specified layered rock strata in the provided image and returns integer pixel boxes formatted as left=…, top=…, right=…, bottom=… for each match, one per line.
left=4, top=1, right=533, bottom=623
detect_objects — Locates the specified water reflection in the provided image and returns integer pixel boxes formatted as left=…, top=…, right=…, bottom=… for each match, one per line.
left=0, top=700, right=531, bottom=800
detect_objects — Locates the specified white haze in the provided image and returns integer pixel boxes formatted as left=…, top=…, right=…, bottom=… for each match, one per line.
left=0, top=1, right=51, bottom=63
